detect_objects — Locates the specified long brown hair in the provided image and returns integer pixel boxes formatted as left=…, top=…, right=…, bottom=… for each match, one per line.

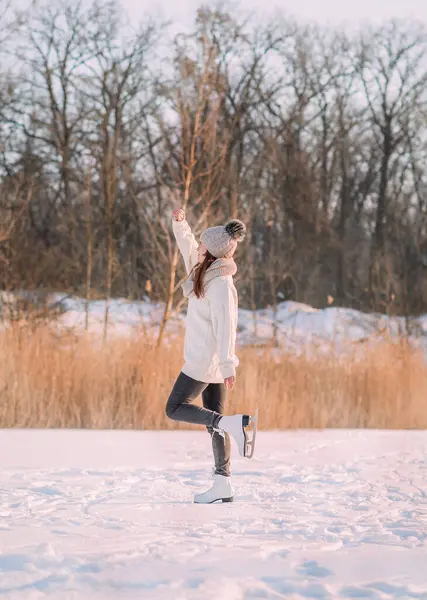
left=193, top=251, right=216, bottom=298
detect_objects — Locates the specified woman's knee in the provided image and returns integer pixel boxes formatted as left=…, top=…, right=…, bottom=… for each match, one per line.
left=165, top=395, right=178, bottom=420
left=166, top=372, right=201, bottom=421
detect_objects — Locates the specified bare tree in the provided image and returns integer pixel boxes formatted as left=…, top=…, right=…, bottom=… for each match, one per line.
left=80, top=4, right=160, bottom=340
left=154, top=11, right=237, bottom=346
left=1, top=3, right=427, bottom=323
left=356, top=21, right=427, bottom=303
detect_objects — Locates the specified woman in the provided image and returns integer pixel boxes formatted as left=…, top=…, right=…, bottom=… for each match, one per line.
left=165, top=207, right=255, bottom=504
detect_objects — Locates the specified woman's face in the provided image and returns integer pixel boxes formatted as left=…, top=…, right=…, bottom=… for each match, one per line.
left=197, top=241, right=208, bottom=263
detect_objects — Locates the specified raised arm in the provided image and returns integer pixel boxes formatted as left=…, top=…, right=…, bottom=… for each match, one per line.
left=172, top=209, right=199, bottom=275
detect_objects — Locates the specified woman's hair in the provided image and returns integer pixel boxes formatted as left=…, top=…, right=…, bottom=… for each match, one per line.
left=193, top=251, right=216, bottom=299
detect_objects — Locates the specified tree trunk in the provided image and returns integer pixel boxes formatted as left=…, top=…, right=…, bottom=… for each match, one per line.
left=336, top=134, right=350, bottom=304
left=85, top=174, right=93, bottom=332
left=369, top=122, right=392, bottom=302
left=375, top=123, right=392, bottom=253
left=156, top=246, right=179, bottom=347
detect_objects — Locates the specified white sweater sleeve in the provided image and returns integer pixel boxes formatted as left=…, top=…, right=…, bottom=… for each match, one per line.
left=172, top=218, right=199, bottom=275
left=209, top=279, right=239, bottom=379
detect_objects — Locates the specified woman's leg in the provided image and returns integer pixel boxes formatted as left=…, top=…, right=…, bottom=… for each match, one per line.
left=165, top=372, right=222, bottom=427
left=202, top=383, right=231, bottom=477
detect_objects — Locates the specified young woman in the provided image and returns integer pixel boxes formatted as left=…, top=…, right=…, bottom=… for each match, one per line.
left=165, top=207, right=255, bottom=504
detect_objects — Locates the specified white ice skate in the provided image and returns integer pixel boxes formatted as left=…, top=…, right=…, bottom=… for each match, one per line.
left=194, top=474, right=234, bottom=504
left=216, top=409, right=258, bottom=458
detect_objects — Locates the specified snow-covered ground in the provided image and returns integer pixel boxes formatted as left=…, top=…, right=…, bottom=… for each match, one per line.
left=1, top=430, right=427, bottom=599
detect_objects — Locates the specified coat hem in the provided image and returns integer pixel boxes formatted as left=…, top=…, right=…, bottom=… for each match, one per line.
left=181, top=364, right=224, bottom=385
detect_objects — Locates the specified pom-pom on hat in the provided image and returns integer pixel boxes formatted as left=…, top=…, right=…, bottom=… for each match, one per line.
left=200, top=219, right=246, bottom=259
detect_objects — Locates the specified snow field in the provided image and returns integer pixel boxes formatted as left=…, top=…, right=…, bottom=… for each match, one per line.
left=1, top=429, right=427, bottom=599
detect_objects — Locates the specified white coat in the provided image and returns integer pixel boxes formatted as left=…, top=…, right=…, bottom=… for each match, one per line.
left=173, top=218, right=239, bottom=384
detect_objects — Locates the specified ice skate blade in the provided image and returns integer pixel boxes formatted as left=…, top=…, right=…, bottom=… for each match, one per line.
left=244, top=408, right=258, bottom=459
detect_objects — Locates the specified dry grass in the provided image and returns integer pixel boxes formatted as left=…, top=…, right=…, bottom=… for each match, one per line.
left=1, top=324, right=427, bottom=429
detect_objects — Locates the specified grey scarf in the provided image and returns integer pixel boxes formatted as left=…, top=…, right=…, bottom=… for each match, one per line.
left=182, top=258, right=237, bottom=299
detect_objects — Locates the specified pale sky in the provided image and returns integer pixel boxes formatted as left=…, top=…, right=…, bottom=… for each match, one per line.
left=121, top=0, right=427, bottom=29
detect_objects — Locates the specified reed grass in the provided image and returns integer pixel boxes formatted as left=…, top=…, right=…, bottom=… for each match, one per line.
left=1, top=324, right=426, bottom=429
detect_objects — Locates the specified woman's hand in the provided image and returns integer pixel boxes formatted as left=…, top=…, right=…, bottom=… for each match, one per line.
left=173, top=208, right=185, bottom=222
left=224, top=376, right=236, bottom=390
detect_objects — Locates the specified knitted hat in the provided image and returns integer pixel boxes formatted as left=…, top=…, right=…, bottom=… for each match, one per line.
left=200, top=219, right=246, bottom=258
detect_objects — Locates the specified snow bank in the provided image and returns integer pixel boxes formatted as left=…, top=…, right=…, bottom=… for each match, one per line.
left=2, top=291, right=426, bottom=354
left=58, top=294, right=427, bottom=354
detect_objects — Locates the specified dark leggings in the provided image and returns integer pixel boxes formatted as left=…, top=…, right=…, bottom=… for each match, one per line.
left=165, top=372, right=231, bottom=477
